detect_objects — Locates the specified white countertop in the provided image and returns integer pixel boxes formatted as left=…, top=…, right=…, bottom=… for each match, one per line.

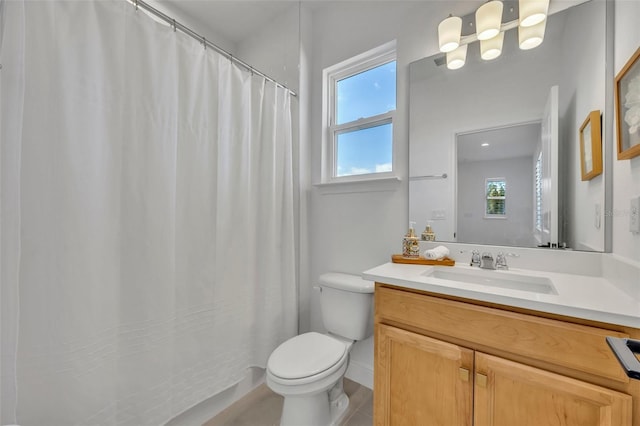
left=362, top=262, right=640, bottom=329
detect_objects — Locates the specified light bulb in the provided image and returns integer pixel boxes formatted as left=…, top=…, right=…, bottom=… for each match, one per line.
left=438, top=16, right=462, bottom=53
left=481, top=32, right=505, bottom=60
left=447, top=44, right=468, bottom=70
left=519, top=20, right=546, bottom=50
left=519, top=0, right=549, bottom=27
left=476, top=1, right=504, bottom=41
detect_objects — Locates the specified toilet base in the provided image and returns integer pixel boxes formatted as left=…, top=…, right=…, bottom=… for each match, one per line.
left=278, top=378, right=350, bottom=426
left=330, top=390, right=350, bottom=425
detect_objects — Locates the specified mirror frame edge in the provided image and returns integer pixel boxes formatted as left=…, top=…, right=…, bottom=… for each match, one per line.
left=604, top=0, right=614, bottom=253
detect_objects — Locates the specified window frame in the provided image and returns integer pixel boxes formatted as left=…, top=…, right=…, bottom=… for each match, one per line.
left=321, top=40, right=397, bottom=184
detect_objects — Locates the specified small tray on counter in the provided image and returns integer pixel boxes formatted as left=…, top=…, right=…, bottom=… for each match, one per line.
left=391, top=254, right=455, bottom=266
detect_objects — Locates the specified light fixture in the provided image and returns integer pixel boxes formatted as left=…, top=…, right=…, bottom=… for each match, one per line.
left=447, top=44, right=468, bottom=70
left=519, top=0, right=549, bottom=27
left=438, top=15, right=462, bottom=53
left=476, top=1, right=504, bottom=41
left=481, top=142, right=490, bottom=147
left=481, top=31, right=504, bottom=60
left=519, top=19, right=546, bottom=50
left=436, top=0, right=548, bottom=70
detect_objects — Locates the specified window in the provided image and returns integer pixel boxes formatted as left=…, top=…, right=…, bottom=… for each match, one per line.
left=322, top=41, right=396, bottom=182
left=486, top=178, right=506, bottom=217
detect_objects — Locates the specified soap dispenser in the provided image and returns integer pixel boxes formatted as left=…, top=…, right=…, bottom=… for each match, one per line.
left=403, top=222, right=420, bottom=258
left=421, top=221, right=436, bottom=241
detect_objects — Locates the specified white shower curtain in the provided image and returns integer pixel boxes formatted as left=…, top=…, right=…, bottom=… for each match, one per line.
left=0, top=1, right=297, bottom=425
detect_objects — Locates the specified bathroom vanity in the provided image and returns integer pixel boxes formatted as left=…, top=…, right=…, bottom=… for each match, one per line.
left=363, top=262, right=640, bottom=426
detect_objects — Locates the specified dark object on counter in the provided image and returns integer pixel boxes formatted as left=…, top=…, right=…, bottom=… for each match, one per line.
left=606, top=336, right=640, bottom=380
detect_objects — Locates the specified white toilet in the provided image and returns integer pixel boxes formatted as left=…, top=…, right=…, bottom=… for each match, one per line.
left=266, top=272, right=374, bottom=426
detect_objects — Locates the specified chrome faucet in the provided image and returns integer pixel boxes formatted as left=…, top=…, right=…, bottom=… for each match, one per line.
left=480, top=252, right=495, bottom=270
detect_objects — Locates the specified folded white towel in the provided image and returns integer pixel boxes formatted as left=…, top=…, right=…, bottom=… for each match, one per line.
left=424, top=245, right=450, bottom=260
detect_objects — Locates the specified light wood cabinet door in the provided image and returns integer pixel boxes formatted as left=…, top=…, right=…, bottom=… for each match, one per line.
left=375, top=323, right=473, bottom=426
left=474, top=352, right=632, bottom=426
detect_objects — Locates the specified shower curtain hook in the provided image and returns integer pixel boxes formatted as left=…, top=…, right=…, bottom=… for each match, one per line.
left=202, top=36, right=207, bottom=49
left=172, top=19, right=177, bottom=32
left=134, top=0, right=139, bottom=10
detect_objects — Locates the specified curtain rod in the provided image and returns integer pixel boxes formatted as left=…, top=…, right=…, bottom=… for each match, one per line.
left=128, top=0, right=297, bottom=97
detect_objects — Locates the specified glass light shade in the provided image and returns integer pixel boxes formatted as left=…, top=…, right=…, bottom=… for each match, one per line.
left=476, top=1, right=503, bottom=41
left=519, top=0, right=549, bottom=27
left=438, top=16, right=462, bottom=53
left=481, top=31, right=504, bottom=60
left=519, top=20, right=546, bottom=50
left=446, top=44, right=468, bottom=70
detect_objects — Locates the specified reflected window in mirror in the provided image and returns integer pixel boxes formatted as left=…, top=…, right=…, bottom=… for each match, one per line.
left=486, top=178, right=507, bottom=217
left=322, top=41, right=396, bottom=182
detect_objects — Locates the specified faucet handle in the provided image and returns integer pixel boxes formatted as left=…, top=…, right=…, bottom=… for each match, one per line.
left=460, top=250, right=481, bottom=266
left=495, top=251, right=515, bottom=270
left=469, top=250, right=481, bottom=266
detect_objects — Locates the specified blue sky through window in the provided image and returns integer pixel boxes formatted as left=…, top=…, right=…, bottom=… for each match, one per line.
left=337, top=61, right=396, bottom=124
left=337, top=123, right=393, bottom=176
left=335, top=60, right=396, bottom=176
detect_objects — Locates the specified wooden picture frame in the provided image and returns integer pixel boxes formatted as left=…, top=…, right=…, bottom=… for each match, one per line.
left=579, top=110, right=602, bottom=181
left=615, top=46, right=640, bottom=160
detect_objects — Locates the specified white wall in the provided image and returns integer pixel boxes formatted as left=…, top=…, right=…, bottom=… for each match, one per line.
left=457, top=157, right=535, bottom=247
left=612, top=0, right=640, bottom=262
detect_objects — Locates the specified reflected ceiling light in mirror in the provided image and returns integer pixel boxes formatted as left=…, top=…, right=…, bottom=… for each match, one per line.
left=438, top=15, right=462, bottom=53
left=476, top=1, right=504, bottom=40
left=519, top=19, right=546, bottom=50
left=481, top=31, right=504, bottom=60
left=447, top=44, right=468, bottom=70
left=519, top=0, right=549, bottom=27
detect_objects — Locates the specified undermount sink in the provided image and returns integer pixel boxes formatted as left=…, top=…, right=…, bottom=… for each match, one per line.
left=423, top=268, right=558, bottom=295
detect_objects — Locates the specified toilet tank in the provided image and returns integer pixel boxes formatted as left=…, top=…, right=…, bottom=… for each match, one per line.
left=318, top=272, right=374, bottom=341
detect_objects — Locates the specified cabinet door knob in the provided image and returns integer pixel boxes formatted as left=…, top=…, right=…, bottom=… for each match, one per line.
left=459, top=367, right=470, bottom=382
left=476, top=373, right=488, bottom=388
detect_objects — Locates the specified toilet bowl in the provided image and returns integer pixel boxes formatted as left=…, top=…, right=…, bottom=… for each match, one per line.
left=267, top=332, right=353, bottom=425
left=266, top=272, right=374, bottom=426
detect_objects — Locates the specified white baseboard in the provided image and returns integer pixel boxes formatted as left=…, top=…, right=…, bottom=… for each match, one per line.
left=345, top=359, right=373, bottom=390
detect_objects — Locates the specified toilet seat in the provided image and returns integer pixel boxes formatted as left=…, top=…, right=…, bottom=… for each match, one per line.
left=267, top=332, right=348, bottom=385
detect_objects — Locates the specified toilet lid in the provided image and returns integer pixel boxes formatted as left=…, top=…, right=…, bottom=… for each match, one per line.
left=268, top=332, right=347, bottom=380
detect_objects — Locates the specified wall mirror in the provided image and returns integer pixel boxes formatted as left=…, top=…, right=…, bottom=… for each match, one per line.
left=409, top=0, right=610, bottom=252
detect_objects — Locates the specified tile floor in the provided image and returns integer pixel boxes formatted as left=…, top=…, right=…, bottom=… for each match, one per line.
left=203, top=378, right=373, bottom=426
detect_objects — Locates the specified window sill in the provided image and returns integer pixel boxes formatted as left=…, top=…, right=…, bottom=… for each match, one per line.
left=313, top=176, right=402, bottom=195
